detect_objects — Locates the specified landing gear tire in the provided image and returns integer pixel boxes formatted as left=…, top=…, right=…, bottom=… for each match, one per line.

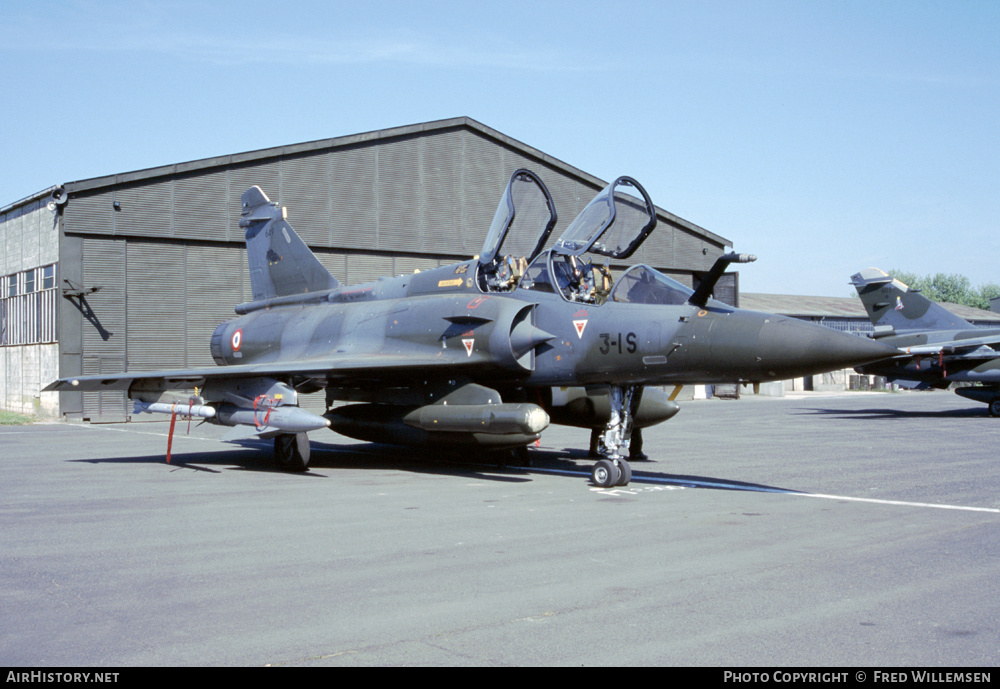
left=275, top=432, right=310, bottom=472
left=509, top=446, right=533, bottom=467
left=592, top=459, right=621, bottom=488
left=990, top=399, right=1000, bottom=417
left=616, top=459, right=632, bottom=486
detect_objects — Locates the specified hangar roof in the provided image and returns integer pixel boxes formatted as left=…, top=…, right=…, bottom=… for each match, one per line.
left=742, top=293, right=1000, bottom=324
left=47, top=116, right=727, bottom=248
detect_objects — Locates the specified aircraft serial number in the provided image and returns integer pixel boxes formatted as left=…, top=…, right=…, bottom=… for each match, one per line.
left=599, top=332, right=638, bottom=355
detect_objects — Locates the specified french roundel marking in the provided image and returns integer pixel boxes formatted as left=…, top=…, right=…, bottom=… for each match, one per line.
left=231, top=329, right=242, bottom=351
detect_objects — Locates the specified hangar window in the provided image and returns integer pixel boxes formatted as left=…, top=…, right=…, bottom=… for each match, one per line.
left=1, top=265, right=58, bottom=347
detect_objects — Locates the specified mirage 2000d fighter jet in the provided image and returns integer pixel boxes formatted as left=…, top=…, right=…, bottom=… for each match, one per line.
left=46, top=171, right=896, bottom=486
left=852, top=267, right=1000, bottom=415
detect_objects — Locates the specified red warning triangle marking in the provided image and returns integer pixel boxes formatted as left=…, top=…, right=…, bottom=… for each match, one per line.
left=463, top=338, right=474, bottom=356
left=573, top=320, right=588, bottom=339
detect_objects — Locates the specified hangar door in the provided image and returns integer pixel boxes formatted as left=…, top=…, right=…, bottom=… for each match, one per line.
left=78, top=237, right=249, bottom=422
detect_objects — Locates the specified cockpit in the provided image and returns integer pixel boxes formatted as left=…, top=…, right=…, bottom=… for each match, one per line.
left=519, top=254, right=693, bottom=306
left=513, top=175, right=657, bottom=304
left=405, top=168, right=743, bottom=308
left=475, top=170, right=711, bottom=308
left=519, top=251, right=614, bottom=303
left=477, top=169, right=557, bottom=293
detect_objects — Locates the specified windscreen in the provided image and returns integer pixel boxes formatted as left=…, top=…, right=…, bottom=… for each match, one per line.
left=611, top=265, right=693, bottom=306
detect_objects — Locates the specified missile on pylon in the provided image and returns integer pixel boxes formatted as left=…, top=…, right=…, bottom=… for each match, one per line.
left=134, top=400, right=330, bottom=433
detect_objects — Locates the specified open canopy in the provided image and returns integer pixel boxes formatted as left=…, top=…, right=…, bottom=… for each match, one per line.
left=478, top=169, right=557, bottom=268
left=551, top=176, right=656, bottom=260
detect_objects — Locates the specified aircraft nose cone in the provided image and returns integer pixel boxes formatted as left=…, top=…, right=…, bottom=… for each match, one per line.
left=755, top=315, right=896, bottom=379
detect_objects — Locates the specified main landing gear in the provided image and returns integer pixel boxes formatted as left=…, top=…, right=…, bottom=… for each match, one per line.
left=590, top=384, right=637, bottom=487
left=275, top=432, right=310, bottom=472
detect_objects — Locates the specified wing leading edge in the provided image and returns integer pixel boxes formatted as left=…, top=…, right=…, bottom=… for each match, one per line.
left=43, top=351, right=494, bottom=393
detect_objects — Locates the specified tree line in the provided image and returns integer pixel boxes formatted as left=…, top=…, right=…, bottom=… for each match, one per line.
left=888, top=271, right=1000, bottom=311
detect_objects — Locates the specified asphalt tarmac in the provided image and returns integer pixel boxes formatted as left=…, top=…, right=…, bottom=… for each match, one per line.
left=2, top=390, right=998, bottom=667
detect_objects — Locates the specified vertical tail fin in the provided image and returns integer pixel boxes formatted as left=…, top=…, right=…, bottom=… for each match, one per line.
left=239, top=186, right=340, bottom=301
left=850, top=268, right=974, bottom=337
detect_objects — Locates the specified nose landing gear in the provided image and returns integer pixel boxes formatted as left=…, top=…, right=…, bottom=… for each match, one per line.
left=590, top=385, right=637, bottom=487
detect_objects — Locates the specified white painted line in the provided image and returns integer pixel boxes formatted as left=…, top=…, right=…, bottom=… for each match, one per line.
left=627, top=474, right=1000, bottom=514
left=799, top=492, right=1000, bottom=514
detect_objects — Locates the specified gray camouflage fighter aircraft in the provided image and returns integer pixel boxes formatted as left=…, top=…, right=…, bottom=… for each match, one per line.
left=45, top=171, right=896, bottom=486
left=851, top=268, right=1000, bottom=415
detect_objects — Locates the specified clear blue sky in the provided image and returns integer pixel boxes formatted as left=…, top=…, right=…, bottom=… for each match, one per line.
left=2, top=0, right=997, bottom=297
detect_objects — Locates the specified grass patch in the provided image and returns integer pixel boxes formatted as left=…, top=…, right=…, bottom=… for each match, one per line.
left=0, top=410, right=36, bottom=425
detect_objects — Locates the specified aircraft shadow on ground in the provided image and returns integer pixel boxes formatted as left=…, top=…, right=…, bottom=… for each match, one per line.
left=68, top=435, right=799, bottom=492
left=793, top=405, right=987, bottom=420
left=69, top=438, right=535, bottom=484
left=536, top=446, right=800, bottom=495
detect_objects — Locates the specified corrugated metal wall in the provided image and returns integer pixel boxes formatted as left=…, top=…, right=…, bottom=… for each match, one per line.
left=80, top=237, right=125, bottom=420
left=59, top=122, right=727, bottom=421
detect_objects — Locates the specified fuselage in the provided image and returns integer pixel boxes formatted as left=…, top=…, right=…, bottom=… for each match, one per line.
left=210, top=258, right=896, bottom=396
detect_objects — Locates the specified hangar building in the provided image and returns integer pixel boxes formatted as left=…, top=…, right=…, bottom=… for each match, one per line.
left=1, top=117, right=732, bottom=421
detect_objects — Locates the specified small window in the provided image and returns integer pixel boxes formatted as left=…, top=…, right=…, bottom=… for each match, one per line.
left=6, top=274, right=16, bottom=298
left=42, top=265, right=55, bottom=290
left=24, top=269, right=35, bottom=294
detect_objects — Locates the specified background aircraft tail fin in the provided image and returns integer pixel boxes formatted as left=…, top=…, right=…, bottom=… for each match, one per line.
left=850, top=268, right=973, bottom=337
left=239, top=186, right=340, bottom=301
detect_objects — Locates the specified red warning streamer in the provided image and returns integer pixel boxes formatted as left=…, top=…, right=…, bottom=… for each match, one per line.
left=166, top=411, right=177, bottom=464
left=253, top=394, right=276, bottom=430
